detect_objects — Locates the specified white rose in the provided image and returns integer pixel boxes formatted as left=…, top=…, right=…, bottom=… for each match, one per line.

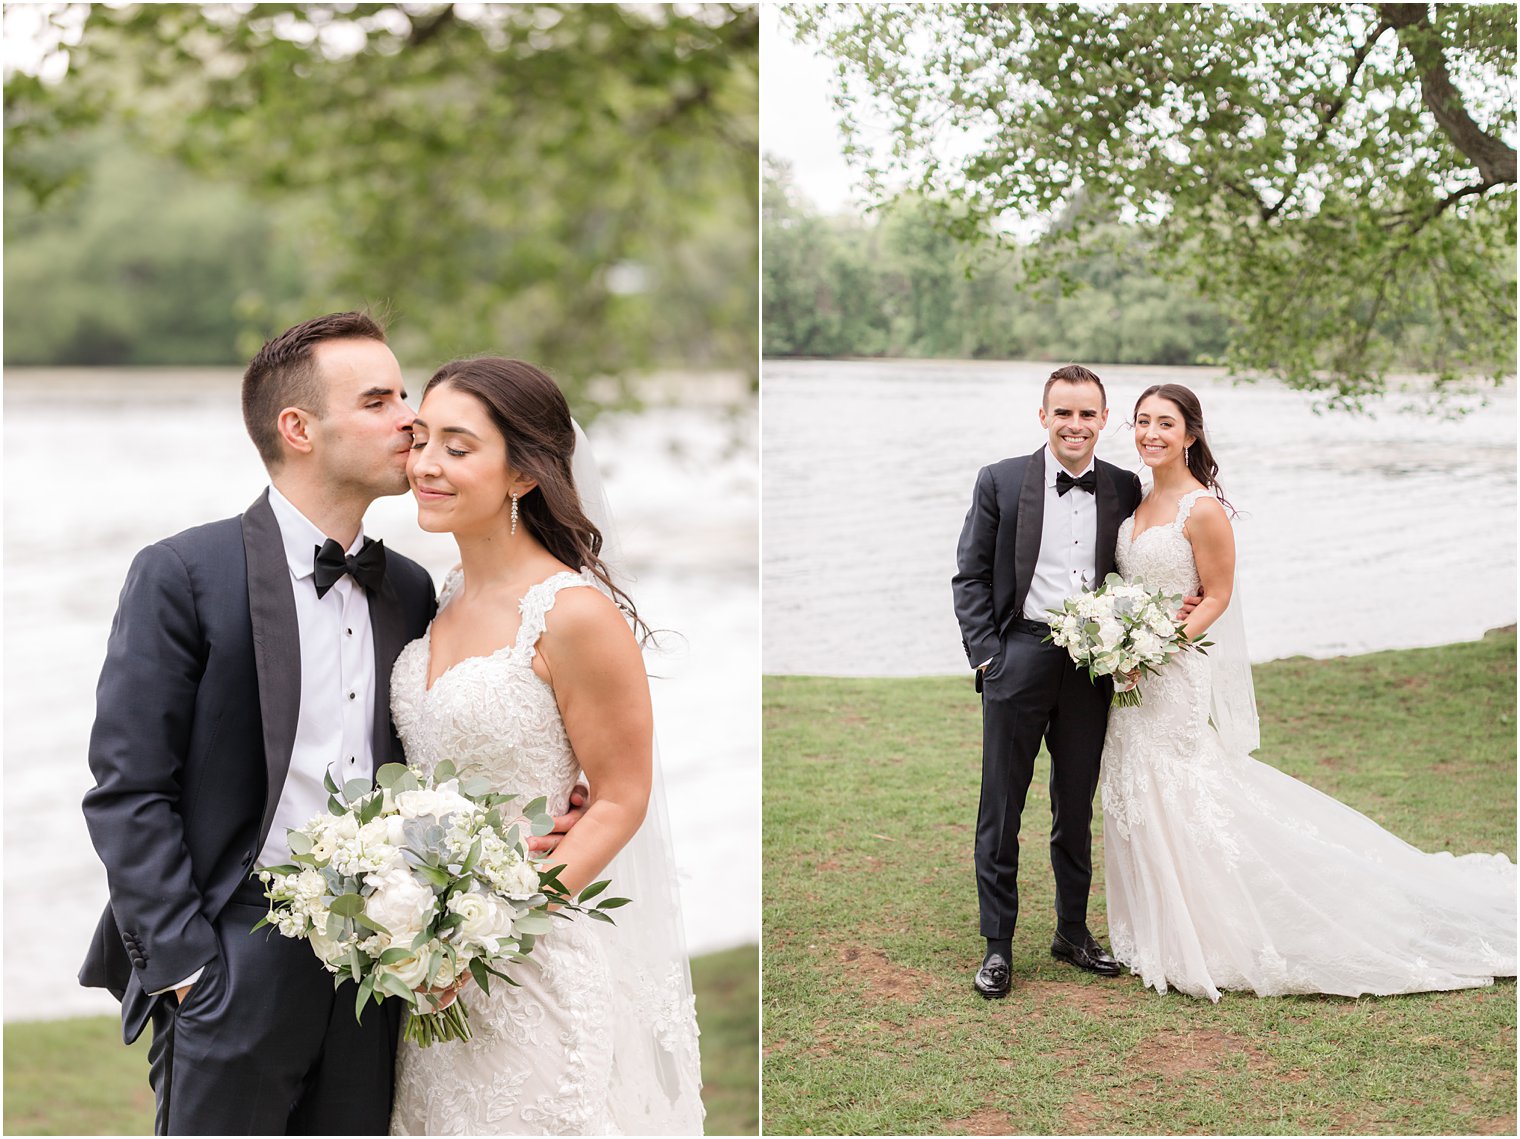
left=382, top=949, right=433, bottom=989
left=448, top=890, right=518, bottom=951
left=308, top=924, right=347, bottom=967
left=1132, top=630, right=1162, bottom=662
left=364, top=866, right=438, bottom=940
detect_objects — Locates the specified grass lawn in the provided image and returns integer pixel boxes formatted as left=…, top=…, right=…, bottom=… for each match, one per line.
left=4, top=944, right=758, bottom=1136
left=762, top=629, right=1517, bottom=1136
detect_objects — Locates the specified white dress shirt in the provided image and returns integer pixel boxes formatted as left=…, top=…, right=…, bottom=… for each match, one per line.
left=161, top=487, right=380, bottom=996
left=1023, top=445, right=1100, bottom=621
left=256, top=485, right=379, bottom=869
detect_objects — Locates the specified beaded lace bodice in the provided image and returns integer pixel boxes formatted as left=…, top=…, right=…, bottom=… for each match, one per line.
left=390, top=568, right=594, bottom=813
left=1115, top=487, right=1207, bottom=599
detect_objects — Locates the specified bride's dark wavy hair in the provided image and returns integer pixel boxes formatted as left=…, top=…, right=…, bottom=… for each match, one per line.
left=1133, top=383, right=1236, bottom=515
left=422, top=357, right=649, bottom=641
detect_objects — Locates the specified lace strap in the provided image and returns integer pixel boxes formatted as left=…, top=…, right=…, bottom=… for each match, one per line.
left=1174, top=488, right=1211, bottom=531
left=512, top=569, right=600, bottom=656
left=437, top=565, right=465, bottom=609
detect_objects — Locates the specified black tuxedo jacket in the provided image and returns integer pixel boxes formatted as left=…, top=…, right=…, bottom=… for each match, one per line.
left=952, top=447, right=1143, bottom=671
left=79, top=491, right=436, bottom=1044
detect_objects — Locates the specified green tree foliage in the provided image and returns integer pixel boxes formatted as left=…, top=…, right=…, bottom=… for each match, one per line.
left=4, top=131, right=310, bottom=365
left=762, top=160, right=1232, bottom=363
left=787, top=2, right=1516, bottom=406
left=5, top=3, right=758, bottom=399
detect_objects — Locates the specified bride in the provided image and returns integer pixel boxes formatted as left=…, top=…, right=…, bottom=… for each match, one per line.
left=1101, top=382, right=1517, bottom=1002
left=386, top=357, right=703, bottom=1133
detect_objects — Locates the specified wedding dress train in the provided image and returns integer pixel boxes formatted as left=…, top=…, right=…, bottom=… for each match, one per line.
left=388, top=569, right=703, bottom=1134
left=1101, top=490, right=1516, bottom=1001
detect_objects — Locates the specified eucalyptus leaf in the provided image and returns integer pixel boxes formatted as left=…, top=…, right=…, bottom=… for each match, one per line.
left=375, top=763, right=409, bottom=790
left=327, top=893, right=366, bottom=919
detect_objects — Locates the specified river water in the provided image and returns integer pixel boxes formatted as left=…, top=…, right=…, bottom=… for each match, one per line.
left=763, top=359, right=1516, bottom=674
left=4, top=367, right=758, bottom=1021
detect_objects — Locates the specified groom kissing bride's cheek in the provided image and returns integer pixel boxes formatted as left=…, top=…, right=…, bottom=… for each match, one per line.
left=79, top=313, right=703, bottom=1135
left=953, top=364, right=1516, bottom=1003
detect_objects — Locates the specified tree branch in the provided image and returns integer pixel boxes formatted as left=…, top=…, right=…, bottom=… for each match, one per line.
left=1264, top=19, right=1392, bottom=222
left=1380, top=3, right=1517, bottom=185
left=407, top=5, right=456, bottom=48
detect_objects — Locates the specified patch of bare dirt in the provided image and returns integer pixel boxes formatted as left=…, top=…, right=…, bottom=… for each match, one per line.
left=945, top=1106, right=1018, bottom=1135
left=1023, top=977, right=1128, bottom=1016
left=1129, top=1028, right=1265, bottom=1078
left=1061, top=1090, right=1105, bottom=1133
left=838, top=946, right=937, bottom=1002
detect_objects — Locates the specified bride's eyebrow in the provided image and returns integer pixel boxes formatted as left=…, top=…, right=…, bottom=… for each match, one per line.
left=410, top=416, right=481, bottom=439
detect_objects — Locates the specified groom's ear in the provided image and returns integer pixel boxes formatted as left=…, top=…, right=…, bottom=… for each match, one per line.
left=276, top=406, right=317, bottom=459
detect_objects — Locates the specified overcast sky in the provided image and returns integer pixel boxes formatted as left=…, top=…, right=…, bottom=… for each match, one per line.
left=760, top=5, right=869, bottom=215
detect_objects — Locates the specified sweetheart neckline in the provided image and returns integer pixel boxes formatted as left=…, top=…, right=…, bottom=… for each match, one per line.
left=421, top=567, right=591, bottom=693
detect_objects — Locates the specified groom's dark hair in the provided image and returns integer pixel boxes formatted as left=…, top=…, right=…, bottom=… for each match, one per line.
left=1043, top=364, right=1107, bottom=408
left=242, top=310, right=388, bottom=468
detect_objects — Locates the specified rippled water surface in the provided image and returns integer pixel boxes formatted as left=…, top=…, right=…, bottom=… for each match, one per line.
left=763, top=359, right=1516, bottom=674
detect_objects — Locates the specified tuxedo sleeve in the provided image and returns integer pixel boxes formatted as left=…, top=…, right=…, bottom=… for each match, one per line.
left=952, top=464, right=1002, bottom=670
left=83, top=543, right=218, bottom=995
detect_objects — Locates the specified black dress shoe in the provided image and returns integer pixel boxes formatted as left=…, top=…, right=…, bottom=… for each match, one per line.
left=974, top=953, right=1011, bottom=999
left=1050, top=930, right=1122, bottom=977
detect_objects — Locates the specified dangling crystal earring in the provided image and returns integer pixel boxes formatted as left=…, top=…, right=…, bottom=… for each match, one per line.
left=1184, top=445, right=1191, bottom=466
left=510, top=491, right=519, bottom=536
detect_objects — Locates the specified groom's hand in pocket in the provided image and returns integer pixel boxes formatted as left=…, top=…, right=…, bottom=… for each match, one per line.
left=174, top=983, right=194, bottom=1004
left=528, top=783, right=590, bottom=854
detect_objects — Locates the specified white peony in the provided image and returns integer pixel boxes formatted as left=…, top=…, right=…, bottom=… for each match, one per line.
left=364, top=865, right=438, bottom=941
left=394, top=784, right=475, bottom=821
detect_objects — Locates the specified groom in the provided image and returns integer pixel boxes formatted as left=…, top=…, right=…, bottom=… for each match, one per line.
left=952, top=364, right=1142, bottom=998
left=82, top=312, right=438, bottom=1133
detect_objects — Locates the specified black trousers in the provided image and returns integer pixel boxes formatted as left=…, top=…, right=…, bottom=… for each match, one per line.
left=147, top=898, right=399, bottom=1135
left=974, top=628, right=1112, bottom=941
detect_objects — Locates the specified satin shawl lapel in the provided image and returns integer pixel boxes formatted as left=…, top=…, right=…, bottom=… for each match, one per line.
left=241, top=491, right=302, bottom=845
left=1094, top=463, right=1122, bottom=584
left=1011, top=447, right=1046, bottom=622
left=367, top=566, right=407, bottom=771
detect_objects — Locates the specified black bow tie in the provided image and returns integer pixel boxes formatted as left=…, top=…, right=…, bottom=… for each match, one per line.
left=1056, top=469, right=1097, bottom=496
left=313, top=538, right=386, bottom=599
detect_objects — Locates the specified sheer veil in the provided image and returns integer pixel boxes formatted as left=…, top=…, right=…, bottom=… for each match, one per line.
left=1206, top=511, right=1260, bottom=756
left=570, top=421, right=705, bottom=1133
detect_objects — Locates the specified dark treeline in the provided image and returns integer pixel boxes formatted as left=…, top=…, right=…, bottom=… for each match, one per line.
left=763, top=160, right=1231, bottom=364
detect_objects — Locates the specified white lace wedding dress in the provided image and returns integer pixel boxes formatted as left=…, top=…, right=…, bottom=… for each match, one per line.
left=1101, top=489, right=1517, bottom=1002
left=388, top=568, right=704, bottom=1134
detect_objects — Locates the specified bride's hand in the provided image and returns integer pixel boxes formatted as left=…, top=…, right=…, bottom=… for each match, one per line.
left=422, top=972, right=474, bottom=1011
left=1116, top=668, right=1141, bottom=691
left=528, top=783, right=590, bottom=854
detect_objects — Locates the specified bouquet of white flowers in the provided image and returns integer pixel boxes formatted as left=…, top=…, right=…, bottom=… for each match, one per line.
left=255, top=759, right=626, bottom=1047
left=1046, top=573, right=1210, bottom=707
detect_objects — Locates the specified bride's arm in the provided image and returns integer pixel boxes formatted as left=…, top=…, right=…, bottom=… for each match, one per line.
left=1183, top=497, right=1235, bottom=640
left=533, top=589, right=653, bottom=897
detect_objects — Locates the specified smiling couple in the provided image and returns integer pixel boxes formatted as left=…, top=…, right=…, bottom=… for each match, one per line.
left=79, top=312, right=703, bottom=1134
left=953, top=363, right=1515, bottom=1002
